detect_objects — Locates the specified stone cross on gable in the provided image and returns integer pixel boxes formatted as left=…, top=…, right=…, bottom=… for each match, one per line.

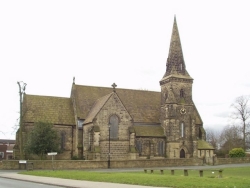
left=112, top=83, right=117, bottom=92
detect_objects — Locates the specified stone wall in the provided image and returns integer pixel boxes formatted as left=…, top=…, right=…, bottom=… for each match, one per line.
left=1, top=158, right=202, bottom=170
left=2, top=157, right=250, bottom=170
left=215, top=157, right=250, bottom=165
left=99, top=140, right=129, bottom=160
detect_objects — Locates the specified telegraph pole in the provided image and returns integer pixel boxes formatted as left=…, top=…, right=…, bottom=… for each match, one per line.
left=17, top=81, right=26, bottom=159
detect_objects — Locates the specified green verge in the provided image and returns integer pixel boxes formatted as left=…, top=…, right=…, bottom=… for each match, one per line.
left=20, top=167, right=250, bottom=188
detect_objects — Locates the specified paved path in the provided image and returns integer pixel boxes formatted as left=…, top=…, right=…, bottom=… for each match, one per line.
left=0, top=170, right=166, bottom=188
left=1, top=164, right=250, bottom=188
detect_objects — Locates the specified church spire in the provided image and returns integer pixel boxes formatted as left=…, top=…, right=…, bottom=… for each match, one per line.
left=163, top=16, right=187, bottom=78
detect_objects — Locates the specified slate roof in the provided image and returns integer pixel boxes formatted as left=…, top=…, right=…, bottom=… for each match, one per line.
left=73, top=85, right=161, bottom=123
left=23, top=94, right=75, bottom=125
left=197, top=140, right=214, bottom=150
left=22, top=84, right=202, bottom=127
left=132, top=125, right=165, bottom=137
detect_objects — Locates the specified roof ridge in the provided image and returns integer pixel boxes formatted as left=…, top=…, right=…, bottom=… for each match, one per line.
left=25, top=94, right=70, bottom=99
left=75, top=84, right=160, bottom=93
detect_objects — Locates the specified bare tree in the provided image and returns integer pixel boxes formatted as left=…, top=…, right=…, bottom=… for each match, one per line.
left=220, top=125, right=244, bottom=154
left=206, top=128, right=220, bottom=150
left=0, top=131, right=6, bottom=136
left=231, top=95, right=250, bottom=151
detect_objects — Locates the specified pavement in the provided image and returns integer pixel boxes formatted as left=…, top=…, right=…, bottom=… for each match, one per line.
left=0, top=171, right=165, bottom=188
left=1, top=164, right=250, bottom=188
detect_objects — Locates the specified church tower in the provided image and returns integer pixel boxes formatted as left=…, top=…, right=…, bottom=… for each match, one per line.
left=160, top=17, right=205, bottom=158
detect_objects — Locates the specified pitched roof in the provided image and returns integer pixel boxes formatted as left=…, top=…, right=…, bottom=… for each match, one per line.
left=73, top=85, right=161, bottom=123
left=23, top=94, right=75, bottom=125
left=197, top=140, right=214, bottom=150
left=83, top=93, right=113, bottom=124
left=133, top=125, right=165, bottom=137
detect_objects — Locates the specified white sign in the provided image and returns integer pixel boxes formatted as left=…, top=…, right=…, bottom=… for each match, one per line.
left=19, top=160, right=27, bottom=164
left=47, top=152, right=57, bottom=156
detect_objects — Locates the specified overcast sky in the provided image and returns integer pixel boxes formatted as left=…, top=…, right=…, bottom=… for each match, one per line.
left=1, top=0, right=250, bottom=139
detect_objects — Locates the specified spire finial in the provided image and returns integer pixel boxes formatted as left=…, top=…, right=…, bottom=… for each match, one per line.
left=73, top=77, right=75, bottom=84
left=112, top=83, right=117, bottom=92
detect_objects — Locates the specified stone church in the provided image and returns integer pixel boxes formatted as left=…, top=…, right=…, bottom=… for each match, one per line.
left=15, top=17, right=214, bottom=160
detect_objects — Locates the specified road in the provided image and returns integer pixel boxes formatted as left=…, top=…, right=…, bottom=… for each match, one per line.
left=0, top=177, right=63, bottom=188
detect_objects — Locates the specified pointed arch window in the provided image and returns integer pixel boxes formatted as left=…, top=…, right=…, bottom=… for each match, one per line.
left=136, top=140, right=142, bottom=156
left=169, top=105, right=174, bottom=116
left=109, top=115, right=119, bottom=139
left=180, top=149, right=185, bottom=158
left=168, top=125, right=172, bottom=136
left=180, top=89, right=184, bottom=98
left=168, top=122, right=173, bottom=136
left=60, top=131, right=66, bottom=150
left=180, top=122, right=185, bottom=138
left=164, top=92, right=168, bottom=101
left=158, top=141, right=165, bottom=156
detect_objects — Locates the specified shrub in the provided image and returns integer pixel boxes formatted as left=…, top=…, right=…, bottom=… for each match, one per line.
left=71, top=156, right=85, bottom=160
left=24, top=121, right=60, bottom=160
left=229, top=148, right=246, bottom=158
left=71, top=156, right=78, bottom=160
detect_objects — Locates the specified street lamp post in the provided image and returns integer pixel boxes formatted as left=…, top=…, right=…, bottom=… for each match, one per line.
left=108, top=125, right=111, bottom=169
left=17, top=81, right=27, bottom=160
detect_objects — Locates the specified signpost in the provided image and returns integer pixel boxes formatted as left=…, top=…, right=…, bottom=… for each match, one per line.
left=47, top=152, right=57, bottom=170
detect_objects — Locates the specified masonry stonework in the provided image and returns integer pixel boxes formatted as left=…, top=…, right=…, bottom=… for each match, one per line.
left=14, top=17, right=214, bottom=162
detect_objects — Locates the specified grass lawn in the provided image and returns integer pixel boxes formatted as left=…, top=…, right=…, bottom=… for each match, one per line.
left=20, top=167, right=250, bottom=188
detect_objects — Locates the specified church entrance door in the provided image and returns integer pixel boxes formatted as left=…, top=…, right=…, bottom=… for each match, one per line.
left=180, top=149, right=185, bottom=158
